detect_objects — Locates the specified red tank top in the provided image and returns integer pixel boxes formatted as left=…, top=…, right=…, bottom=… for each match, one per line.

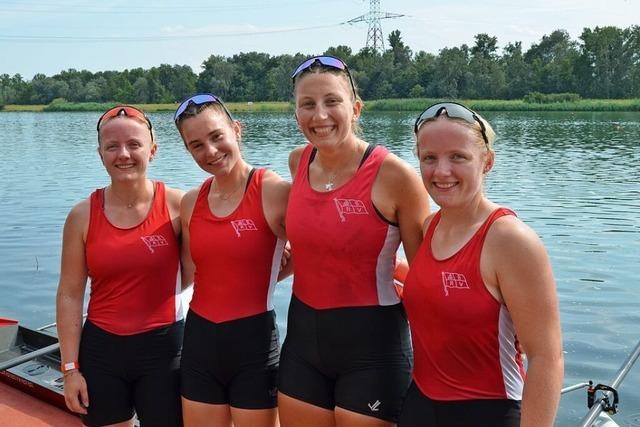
left=189, top=169, right=285, bottom=323
left=403, top=208, right=526, bottom=401
left=286, top=144, right=401, bottom=309
left=86, top=181, right=182, bottom=335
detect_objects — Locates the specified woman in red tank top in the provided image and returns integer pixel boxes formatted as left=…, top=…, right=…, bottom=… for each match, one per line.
left=175, top=94, right=290, bottom=427
left=56, top=105, right=188, bottom=427
left=278, top=56, right=430, bottom=427
left=399, top=102, right=564, bottom=427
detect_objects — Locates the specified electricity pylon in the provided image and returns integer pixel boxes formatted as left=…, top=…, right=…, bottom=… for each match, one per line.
left=347, top=0, right=404, bottom=53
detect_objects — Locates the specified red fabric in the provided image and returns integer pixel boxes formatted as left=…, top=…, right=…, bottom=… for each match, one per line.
left=86, top=181, right=181, bottom=335
left=0, top=318, right=18, bottom=326
left=189, top=169, right=283, bottom=323
left=286, top=144, right=400, bottom=309
left=403, top=208, right=526, bottom=400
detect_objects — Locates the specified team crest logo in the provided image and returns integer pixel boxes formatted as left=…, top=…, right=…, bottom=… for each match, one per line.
left=334, top=198, right=368, bottom=222
left=140, top=235, right=169, bottom=253
left=231, top=219, right=258, bottom=237
left=441, top=272, right=470, bottom=296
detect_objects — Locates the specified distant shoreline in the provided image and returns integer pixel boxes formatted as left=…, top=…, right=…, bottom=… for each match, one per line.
left=2, top=98, right=640, bottom=113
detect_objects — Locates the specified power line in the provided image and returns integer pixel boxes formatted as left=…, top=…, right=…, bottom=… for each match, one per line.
left=0, top=0, right=340, bottom=14
left=0, top=23, right=345, bottom=43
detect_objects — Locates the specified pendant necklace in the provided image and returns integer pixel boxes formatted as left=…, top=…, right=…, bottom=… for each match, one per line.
left=325, top=173, right=337, bottom=191
left=109, top=187, right=138, bottom=208
left=213, top=176, right=245, bottom=201
left=322, top=143, right=363, bottom=191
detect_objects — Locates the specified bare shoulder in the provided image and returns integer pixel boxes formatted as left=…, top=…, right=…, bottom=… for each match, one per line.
left=379, top=151, right=420, bottom=184
left=62, top=198, right=91, bottom=242
left=289, top=145, right=307, bottom=178
left=376, top=150, right=426, bottom=204
left=263, top=167, right=290, bottom=193
left=181, top=186, right=201, bottom=212
left=165, top=185, right=186, bottom=210
left=66, top=198, right=90, bottom=227
left=422, top=211, right=438, bottom=234
left=486, top=214, right=548, bottom=263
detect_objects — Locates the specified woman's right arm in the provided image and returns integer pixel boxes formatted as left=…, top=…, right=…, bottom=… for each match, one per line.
left=55, top=200, right=90, bottom=414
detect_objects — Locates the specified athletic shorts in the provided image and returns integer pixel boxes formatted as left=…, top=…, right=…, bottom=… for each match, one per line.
left=278, top=295, right=413, bottom=422
left=398, top=381, right=521, bottom=427
left=78, top=319, right=183, bottom=427
left=180, top=309, right=279, bottom=409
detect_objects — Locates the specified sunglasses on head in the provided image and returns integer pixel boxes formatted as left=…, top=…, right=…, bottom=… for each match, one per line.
left=414, top=102, right=489, bottom=147
left=96, top=105, right=153, bottom=137
left=291, top=55, right=357, bottom=98
left=174, top=93, right=234, bottom=124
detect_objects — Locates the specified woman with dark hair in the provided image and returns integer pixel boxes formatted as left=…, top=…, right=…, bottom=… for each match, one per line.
left=175, top=94, right=290, bottom=427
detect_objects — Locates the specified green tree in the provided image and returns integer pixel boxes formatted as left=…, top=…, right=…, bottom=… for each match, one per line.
left=579, top=26, right=634, bottom=98
left=197, top=55, right=237, bottom=100
left=429, top=45, right=470, bottom=98
left=501, top=42, right=531, bottom=99
left=467, top=33, right=504, bottom=98
left=525, top=29, right=579, bottom=94
left=388, top=30, right=412, bottom=66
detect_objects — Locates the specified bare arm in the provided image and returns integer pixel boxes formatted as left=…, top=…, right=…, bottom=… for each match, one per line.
left=179, top=188, right=199, bottom=291
left=166, top=186, right=192, bottom=289
left=55, top=200, right=90, bottom=414
left=374, top=154, right=430, bottom=263
left=485, top=217, right=564, bottom=427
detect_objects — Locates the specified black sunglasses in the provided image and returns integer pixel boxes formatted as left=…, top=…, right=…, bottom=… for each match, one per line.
left=414, top=102, right=489, bottom=147
left=291, top=55, right=357, bottom=99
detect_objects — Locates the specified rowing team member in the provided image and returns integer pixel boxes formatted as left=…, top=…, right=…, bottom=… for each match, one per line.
left=56, top=55, right=563, bottom=427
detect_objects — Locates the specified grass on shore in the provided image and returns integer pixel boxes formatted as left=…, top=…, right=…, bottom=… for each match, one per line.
left=2, top=98, right=640, bottom=113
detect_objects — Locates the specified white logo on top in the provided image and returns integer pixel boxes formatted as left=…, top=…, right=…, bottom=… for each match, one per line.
left=334, top=198, right=368, bottom=222
left=442, top=272, right=470, bottom=296
left=231, top=219, right=258, bottom=237
left=140, top=235, right=169, bottom=253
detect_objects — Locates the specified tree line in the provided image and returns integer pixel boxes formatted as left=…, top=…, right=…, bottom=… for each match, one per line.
left=1, top=25, right=639, bottom=106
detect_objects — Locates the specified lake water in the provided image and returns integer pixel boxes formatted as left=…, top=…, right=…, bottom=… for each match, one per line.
left=0, top=110, right=639, bottom=426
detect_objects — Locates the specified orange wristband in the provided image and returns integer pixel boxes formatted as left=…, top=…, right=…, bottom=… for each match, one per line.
left=61, top=361, right=80, bottom=373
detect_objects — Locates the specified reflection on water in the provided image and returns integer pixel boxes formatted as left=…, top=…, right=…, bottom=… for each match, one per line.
left=0, top=111, right=639, bottom=426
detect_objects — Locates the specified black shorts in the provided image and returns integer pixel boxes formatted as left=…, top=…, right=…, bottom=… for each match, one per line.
left=278, top=295, right=412, bottom=422
left=78, top=319, right=183, bottom=427
left=398, top=382, right=521, bottom=427
left=180, top=309, right=279, bottom=409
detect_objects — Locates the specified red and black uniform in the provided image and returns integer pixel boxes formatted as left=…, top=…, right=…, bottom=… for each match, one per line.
left=181, top=168, right=284, bottom=409
left=279, top=144, right=412, bottom=422
left=81, top=181, right=183, bottom=427
left=399, top=208, right=524, bottom=427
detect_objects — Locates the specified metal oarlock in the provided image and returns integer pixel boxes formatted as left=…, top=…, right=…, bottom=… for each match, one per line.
left=587, top=381, right=619, bottom=415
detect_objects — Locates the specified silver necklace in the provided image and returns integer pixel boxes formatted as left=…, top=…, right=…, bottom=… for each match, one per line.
left=213, top=174, right=246, bottom=201
left=109, top=187, right=137, bottom=208
left=321, top=143, right=364, bottom=191
left=325, top=173, right=337, bottom=191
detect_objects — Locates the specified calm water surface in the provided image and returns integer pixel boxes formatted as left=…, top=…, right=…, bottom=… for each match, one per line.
left=0, top=111, right=638, bottom=426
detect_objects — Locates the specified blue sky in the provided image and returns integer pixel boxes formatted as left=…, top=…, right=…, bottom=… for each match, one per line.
left=1, top=0, right=638, bottom=80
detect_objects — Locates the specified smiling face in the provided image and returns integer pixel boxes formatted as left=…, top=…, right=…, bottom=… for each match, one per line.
left=179, top=107, right=242, bottom=176
left=416, top=116, right=494, bottom=209
left=98, top=117, right=156, bottom=182
left=294, top=71, right=362, bottom=150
